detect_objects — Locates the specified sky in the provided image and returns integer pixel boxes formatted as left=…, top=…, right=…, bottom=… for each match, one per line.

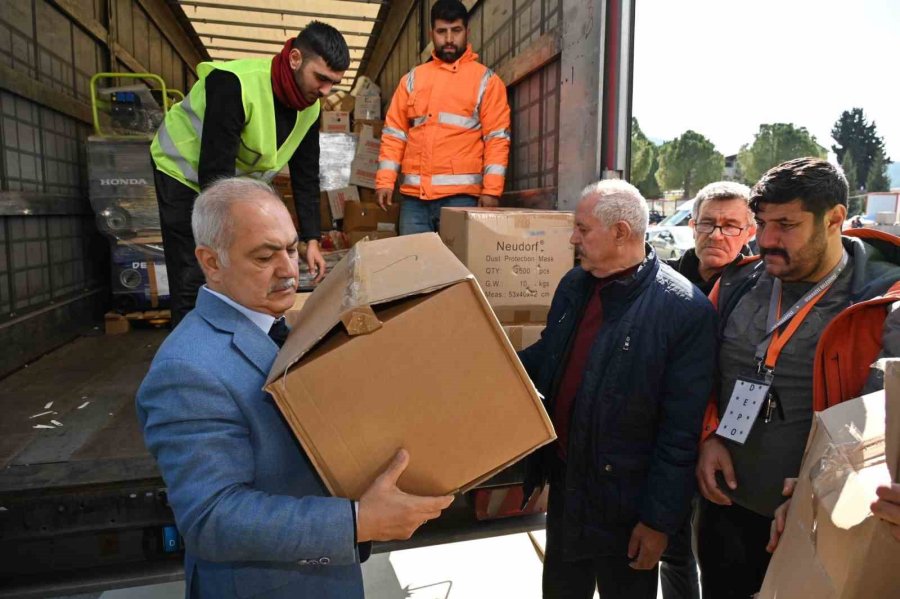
left=633, top=0, right=900, bottom=162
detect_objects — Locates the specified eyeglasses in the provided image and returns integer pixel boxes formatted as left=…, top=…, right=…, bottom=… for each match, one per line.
left=693, top=223, right=748, bottom=237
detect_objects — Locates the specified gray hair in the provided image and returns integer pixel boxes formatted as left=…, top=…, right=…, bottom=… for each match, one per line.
left=692, top=181, right=752, bottom=223
left=579, top=179, right=649, bottom=238
left=191, top=177, right=280, bottom=266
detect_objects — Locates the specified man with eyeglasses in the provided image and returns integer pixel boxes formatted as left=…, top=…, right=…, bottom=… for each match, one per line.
left=667, top=182, right=755, bottom=295
left=695, top=158, right=900, bottom=598
left=657, top=182, right=755, bottom=599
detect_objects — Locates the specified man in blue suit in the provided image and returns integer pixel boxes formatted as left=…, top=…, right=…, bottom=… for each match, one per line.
left=137, top=177, right=454, bottom=598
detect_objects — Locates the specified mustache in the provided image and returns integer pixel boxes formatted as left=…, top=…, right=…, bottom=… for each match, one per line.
left=759, top=247, right=790, bottom=263
left=268, top=277, right=297, bottom=293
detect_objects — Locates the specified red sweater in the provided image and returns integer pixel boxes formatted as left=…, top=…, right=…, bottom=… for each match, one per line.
left=553, top=264, right=640, bottom=459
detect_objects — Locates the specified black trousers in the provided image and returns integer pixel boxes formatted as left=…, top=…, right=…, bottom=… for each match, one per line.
left=696, top=498, right=772, bottom=599
left=153, top=166, right=205, bottom=327
left=660, top=497, right=700, bottom=599
left=543, top=458, right=658, bottom=599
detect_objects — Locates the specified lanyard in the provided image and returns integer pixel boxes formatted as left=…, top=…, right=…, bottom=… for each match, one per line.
left=754, top=250, right=848, bottom=376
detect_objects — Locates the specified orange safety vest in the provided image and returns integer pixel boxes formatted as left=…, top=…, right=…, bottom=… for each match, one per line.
left=700, top=228, right=900, bottom=442
left=375, top=45, right=511, bottom=200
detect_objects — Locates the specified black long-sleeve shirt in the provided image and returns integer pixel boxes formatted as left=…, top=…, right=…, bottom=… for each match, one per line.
left=199, top=69, right=321, bottom=241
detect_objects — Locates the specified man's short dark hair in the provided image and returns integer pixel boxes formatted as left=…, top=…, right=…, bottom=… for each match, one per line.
left=431, top=0, right=469, bottom=28
left=749, top=157, right=848, bottom=218
left=293, top=21, right=350, bottom=71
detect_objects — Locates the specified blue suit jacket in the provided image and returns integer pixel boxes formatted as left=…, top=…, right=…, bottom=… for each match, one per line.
left=137, top=290, right=364, bottom=598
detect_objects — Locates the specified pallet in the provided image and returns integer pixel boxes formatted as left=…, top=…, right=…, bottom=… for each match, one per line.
left=104, top=310, right=171, bottom=334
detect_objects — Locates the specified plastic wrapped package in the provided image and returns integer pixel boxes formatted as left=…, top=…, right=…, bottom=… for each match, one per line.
left=87, top=137, right=160, bottom=238
left=109, top=239, right=170, bottom=311
left=319, top=133, right=357, bottom=191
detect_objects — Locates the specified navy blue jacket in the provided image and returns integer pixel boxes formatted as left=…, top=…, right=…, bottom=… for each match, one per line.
left=520, top=249, right=717, bottom=558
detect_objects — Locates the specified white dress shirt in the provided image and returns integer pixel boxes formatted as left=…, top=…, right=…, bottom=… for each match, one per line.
left=202, top=286, right=282, bottom=334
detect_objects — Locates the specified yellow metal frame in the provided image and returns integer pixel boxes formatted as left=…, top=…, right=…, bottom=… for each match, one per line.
left=89, top=72, right=183, bottom=137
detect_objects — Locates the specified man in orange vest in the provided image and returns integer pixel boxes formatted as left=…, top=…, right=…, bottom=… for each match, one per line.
left=374, top=0, right=511, bottom=234
left=695, top=157, right=900, bottom=598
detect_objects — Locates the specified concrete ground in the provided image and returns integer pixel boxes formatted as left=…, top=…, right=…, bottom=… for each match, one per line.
left=56, top=531, right=675, bottom=599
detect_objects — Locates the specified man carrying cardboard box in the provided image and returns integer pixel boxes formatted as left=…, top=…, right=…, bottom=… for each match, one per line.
left=519, top=180, right=717, bottom=599
left=374, top=0, right=511, bottom=235
left=137, top=178, right=453, bottom=599
left=696, top=158, right=900, bottom=598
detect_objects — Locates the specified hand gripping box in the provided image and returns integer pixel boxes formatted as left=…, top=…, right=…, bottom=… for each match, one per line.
left=439, top=207, right=574, bottom=324
left=758, top=359, right=900, bottom=599
left=265, top=233, right=555, bottom=499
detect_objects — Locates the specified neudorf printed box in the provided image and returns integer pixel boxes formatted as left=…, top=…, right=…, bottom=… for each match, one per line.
left=439, top=208, right=574, bottom=323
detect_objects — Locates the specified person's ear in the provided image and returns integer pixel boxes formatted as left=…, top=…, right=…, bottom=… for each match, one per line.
left=196, top=245, right=223, bottom=284
left=613, top=221, right=632, bottom=245
left=289, top=48, right=303, bottom=70
left=826, top=204, right=847, bottom=233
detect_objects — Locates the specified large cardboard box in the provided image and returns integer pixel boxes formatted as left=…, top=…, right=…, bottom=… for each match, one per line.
left=265, top=234, right=555, bottom=499
left=345, top=230, right=397, bottom=247
left=285, top=292, right=313, bottom=328
left=502, top=324, right=545, bottom=352
left=343, top=201, right=399, bottom=234
left=758, top=360, right=900, bottom=598
left=326, top=186, right=359, bottom=221
left=353, top=119, right=384, bottom=138
left=349, top=126, right=381, bottom=189
left=321, top=111, right=351, bottom=133
left=354, top=94, right=381, bottom=121
left=440, top=207, right=575, bottom=323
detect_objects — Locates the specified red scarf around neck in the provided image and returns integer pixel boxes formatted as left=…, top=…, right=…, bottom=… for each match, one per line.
left=271, top=38, right=312, bottom=111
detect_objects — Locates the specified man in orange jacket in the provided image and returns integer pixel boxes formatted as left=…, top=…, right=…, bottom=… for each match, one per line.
left=695, top=157, right=900, bottom=598
left=374, top=0, right=511, bottom=234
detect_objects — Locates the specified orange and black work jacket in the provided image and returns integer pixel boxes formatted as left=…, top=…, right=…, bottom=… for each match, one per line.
left=700, top=228, right=900, bottom=443
left=375, top=45, right=511, bottom=200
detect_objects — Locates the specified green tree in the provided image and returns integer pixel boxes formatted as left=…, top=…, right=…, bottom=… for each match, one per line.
left=832, top=108, right=889, bottom=188
left=867, top=149, right=891, bottom=192
left=841, top=150, right=859, bottom=193
left=841, top=151, right=865, bottom=215
left=630, top=118, right=662, bottom=198
left=737, top=123, right=826, bottom=184
left=655, top=130, right=724, bottom=199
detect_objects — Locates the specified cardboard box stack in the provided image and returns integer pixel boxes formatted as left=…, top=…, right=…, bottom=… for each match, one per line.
left=758, top=359, right=900, bottom=598
left=265, top=233, right=556, bottom=499
left=349, top=125, right=381, bottom=190
left=351, top=76, right=382, bottom=121
left=440, top=207, right=575, bottom=351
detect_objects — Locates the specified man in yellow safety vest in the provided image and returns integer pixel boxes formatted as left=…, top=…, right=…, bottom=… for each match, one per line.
left=151, top=21, right=348, bottom=326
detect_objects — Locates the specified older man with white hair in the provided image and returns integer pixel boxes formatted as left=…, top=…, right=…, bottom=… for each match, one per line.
left=136, top=177, right=454, bottom=598
left=518, top=180, right=717, bottom=599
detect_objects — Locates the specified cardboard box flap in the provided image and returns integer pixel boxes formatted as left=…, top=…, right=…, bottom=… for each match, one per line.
left=883, top=359, right=900, bottom=480
left=267, top=233, right=473, bottom=385
left=809, top=391, right=891, bottom=530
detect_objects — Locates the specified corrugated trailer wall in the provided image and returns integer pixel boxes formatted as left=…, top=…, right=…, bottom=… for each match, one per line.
left=366, top=0, right=564, bottom=210
left=0, top=0, right=206, bottom=377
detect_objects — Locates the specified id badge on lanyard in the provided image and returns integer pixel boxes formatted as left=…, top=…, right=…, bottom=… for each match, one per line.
left=716, top=251, right=848, bottom=445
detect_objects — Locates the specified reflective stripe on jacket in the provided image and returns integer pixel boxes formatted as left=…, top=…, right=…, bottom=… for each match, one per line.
left=700, top=228, right=900, bottom=443
left=375, top=45, right=511, bottom=200
left=150, top=58, right=319, bottom=192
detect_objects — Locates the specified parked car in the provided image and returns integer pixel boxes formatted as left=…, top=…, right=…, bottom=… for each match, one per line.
left=647, top=226, right=694, bottom=260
